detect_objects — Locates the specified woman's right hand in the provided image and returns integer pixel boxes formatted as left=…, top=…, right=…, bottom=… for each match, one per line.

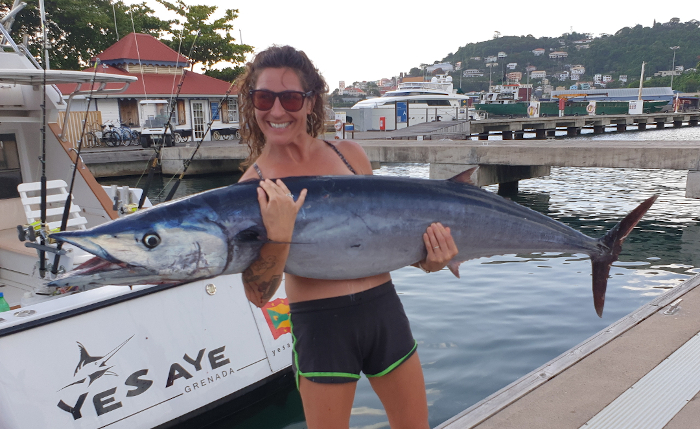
left=257, top=179, right=308, bottom=241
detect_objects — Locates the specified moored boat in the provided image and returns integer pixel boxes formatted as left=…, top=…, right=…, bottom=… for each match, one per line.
left=0, top=5, right=292, bottom=428
left=345, top=74, right=479, bottom=131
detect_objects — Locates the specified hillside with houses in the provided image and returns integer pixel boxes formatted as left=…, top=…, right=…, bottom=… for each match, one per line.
left=334, top=18, right=700, bottom=105
left=436, top=18, right=700, bottom=93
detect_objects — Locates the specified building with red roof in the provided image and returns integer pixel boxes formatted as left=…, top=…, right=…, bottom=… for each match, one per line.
left=56, top=33, right=239, bottom=142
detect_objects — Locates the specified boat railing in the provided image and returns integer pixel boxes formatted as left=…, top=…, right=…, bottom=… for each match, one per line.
left=398, top=82, right=451, bottom=91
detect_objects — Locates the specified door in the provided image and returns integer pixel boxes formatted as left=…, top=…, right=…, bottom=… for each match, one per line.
left=191, top=101, right=205, bottom=140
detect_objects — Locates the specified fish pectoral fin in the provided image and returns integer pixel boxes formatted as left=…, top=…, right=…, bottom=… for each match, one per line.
left=447, top=260, right=463, bottom=278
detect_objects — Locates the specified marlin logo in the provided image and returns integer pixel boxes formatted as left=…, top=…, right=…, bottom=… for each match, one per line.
left=59, top=335, right=134, bottom=391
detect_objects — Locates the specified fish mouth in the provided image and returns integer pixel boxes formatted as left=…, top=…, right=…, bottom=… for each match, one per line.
left=69, top=256, right=130, bottom=277
left=51, top=231, right=120, bottom=264
left=47, top=256, right=163, bottom=288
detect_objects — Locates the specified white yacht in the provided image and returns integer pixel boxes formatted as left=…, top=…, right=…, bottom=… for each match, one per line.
left=348, top=75, right=479, bottom=131
left=0, top=4, right=292, bottom=428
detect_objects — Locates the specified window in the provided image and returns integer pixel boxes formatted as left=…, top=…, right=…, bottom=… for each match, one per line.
left=0, top=134, right=22, bottom=199
left=426, top=99, right=452, bottom=106
left=221, top=98, right=239, bottom=124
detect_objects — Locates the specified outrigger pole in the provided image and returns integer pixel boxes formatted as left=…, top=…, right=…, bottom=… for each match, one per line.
left=163, top=79, right=237, bottom=202
left=50, top=61, right=101, bottom=276
left=137, top=29, right=197, bottom=209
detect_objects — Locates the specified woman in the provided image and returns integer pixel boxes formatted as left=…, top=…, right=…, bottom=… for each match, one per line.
left=237, top=45, right=458, bottom=429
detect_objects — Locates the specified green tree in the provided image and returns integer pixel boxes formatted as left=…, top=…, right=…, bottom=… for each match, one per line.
left=156, top=0, right=252, bottom=70
left=1, top=0, right=171, bottom=69
left=204, top=66, right=245, bottom=83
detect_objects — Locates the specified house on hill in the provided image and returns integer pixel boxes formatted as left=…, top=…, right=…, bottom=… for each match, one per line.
left=56, top=33, right=237, bottom=143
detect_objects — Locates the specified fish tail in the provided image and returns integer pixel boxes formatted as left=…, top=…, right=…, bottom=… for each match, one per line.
left=590, top=195, right=658, bottom=317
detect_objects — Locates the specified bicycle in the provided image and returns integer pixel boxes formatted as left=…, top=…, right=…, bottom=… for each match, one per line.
left=101, top=124, right=122, bottom=147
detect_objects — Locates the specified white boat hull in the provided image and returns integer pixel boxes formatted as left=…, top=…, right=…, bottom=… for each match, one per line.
left=0, top=275, right=293, bottom=428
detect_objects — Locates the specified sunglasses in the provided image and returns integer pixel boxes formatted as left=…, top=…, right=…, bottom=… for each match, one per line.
left=249, top=89, right=314, bottom=112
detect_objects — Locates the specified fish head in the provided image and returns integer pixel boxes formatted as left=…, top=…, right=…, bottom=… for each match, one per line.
left=50, top=204, right=234, bottom=287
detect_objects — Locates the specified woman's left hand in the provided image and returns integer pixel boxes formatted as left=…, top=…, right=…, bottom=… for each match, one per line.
left=418, top=222, right=459, bottom=272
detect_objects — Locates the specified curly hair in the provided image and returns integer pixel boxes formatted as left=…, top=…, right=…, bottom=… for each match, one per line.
left=238, top=45, right=329, bottom=169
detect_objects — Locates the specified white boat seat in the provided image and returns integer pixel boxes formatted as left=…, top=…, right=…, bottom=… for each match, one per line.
left=17, top=180, right=92, bottom=269
left=17, top=180, right=87, bottom=231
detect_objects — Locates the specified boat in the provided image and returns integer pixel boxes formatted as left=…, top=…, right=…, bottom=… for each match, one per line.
left=475, top=85, right=669, bottom=117
left=346, top=74, right=479, bottom=131
left=0, top=5, right=293, bottom=428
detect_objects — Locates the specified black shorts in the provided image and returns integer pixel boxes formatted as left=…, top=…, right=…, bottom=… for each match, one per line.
left=289, top=280, right=417, bottom=387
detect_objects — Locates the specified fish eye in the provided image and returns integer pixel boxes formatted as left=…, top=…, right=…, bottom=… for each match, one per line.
left=142, top=233, right=161, bottom=249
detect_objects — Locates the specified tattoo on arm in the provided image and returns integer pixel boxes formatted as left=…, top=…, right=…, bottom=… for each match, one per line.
left=258, top=275, right=282, bottom=301
left=243, top=256, right=283, bottom=302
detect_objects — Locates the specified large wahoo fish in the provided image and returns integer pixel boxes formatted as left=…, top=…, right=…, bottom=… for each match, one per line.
left=50, top=173, right=657, bottom=316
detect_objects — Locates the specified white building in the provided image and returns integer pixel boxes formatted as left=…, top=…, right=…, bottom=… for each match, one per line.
left=426, top=62, right=454, bottom=72
left=602, top=75, right=612, bottom=83
left=571, top=65, right=586, bottom=75
left=558, top=71, right=570, bottom=81
left=594, top=74, right=602, bottom=83
left=619, top=75, right=628, bottom=83
left=531, top=71, right=547, bottom=79
left=485, top=56, right=498, bottom=63
left=497, top=51, right=507, bottom=58
left=463, top=69, right=484, bottom=77
left=549, top=51, right=569, bottom=59
left=532, top=48, right=545, bottom=56
left=507, top=62, right=518, bottom=70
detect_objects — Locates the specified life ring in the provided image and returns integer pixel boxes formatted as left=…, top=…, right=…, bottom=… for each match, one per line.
left=334, top=119, right=343, bottom=132
left=527, top=106, right=537, bottom=116
left=586, top=104, right=595, bottom=113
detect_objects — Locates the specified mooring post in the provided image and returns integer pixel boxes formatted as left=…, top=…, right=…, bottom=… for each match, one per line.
left=498, top=181, right=519, bottom=196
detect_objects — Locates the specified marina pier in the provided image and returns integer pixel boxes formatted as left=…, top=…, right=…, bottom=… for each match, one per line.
left=83, top=136, right=700, bottom=198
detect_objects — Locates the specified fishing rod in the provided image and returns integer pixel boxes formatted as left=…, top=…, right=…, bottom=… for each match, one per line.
left=136, top=29, right=197, bottom=209
left=50, top=60, right=102, bottom=276
left=163, top=79, right=237, bottom=202
left=37, top=0, right=49, bottom=278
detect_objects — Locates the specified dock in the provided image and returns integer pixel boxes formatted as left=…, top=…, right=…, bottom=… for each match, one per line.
left=371, top=112, right=700, bottom=141
left=437, top=273, right=700, bottom=429
left=81, top=137, right=700, bottom=198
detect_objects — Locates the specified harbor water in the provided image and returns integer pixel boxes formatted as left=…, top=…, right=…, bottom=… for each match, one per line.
left=99, top=126, right=700, bottom=428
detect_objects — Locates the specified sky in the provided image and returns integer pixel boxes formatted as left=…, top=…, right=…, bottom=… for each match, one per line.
left=144, top=0, right=697, bottom=92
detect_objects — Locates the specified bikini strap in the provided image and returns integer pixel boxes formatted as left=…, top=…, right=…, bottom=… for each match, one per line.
left=253, top=163, right=264, bottom=180
left=254, top=142, right=357, bottom=178
left=323, top=140, right=357, bottom=175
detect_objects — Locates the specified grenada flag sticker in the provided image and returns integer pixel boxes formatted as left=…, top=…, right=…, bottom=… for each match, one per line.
left=262, top=298, right=291, bottom=339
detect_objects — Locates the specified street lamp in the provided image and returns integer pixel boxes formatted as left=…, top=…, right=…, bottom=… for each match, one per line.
left=670, top=46, right=680, bottom=89
left=486, top=62, right=497, bottom=91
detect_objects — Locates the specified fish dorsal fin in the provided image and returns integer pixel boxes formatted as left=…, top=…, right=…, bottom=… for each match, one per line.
left=448, top=167, right=478, bottom=186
